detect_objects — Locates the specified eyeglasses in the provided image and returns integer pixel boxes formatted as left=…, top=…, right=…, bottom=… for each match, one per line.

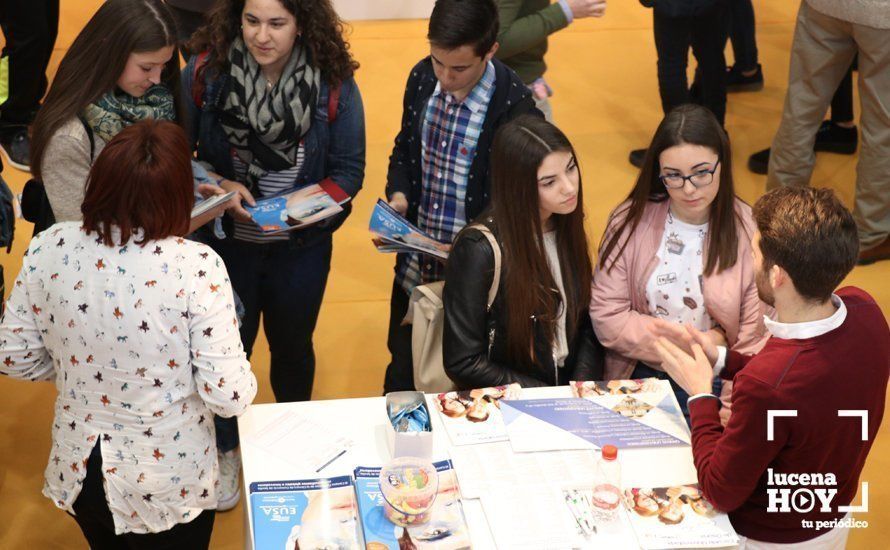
left=659, top=160, right=721, bottom=189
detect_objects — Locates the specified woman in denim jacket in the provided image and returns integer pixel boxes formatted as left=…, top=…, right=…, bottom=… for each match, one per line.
left=182, top=0, right=365, bottom=509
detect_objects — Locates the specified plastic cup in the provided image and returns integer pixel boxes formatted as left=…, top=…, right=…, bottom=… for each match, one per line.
left=379, top=457, right=438, bottom=527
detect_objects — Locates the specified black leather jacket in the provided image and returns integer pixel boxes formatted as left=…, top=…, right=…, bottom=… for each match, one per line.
left=442, top=220, right=604, bottom=389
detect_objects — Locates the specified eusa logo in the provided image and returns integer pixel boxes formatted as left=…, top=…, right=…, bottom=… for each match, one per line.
left=765, top=410, right=870, bottom=531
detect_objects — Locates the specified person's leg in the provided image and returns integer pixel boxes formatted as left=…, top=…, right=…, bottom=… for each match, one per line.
left=850, top=22, right=890, bottom=255
left=830, top=64, right=854, bottom=124
left=690, top=4, right=729, bottom=126
left=0, top=0, right=59, bottom=169
left=766, top=2, right=856, bottom=191
left=653, top=11, right=693, bottom=116
left=209, top=238, right=262, bottom=452
left=260, top=237, right=333, bottom=403
left=69, top=443, right=129, bottom=550
left=729, top=0, right=758, bottom=72
left=123, top=510, right=216, bottom=550
left=383, top=278, right=415, bottom=393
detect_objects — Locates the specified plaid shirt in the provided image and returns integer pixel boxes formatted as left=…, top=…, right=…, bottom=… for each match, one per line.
left=397, top=61, right=496, bottom=294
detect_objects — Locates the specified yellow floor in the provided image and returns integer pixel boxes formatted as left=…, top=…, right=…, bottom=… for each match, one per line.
left=0, top=1, right=887, bottom=548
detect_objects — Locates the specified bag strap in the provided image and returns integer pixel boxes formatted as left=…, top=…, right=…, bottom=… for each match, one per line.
left=327, top=82, right=342, bottom=123
left=77, top=115, right=95, bottom=158
left=468, top=224, right=501, bottom=310
left=191, top=51, right=211, bottom=110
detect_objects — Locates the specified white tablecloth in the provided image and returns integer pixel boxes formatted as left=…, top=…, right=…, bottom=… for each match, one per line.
left=238, top=385, right=704, bottom=549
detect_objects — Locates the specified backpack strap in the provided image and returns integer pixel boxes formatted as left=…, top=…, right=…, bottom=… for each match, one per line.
left=468, top=224, right=501, bottom=310
left=191, top=51, right=211, bottom=110
left=327, top=82, right=341, bottom=123
left=77, top=115, right=95, bottom=158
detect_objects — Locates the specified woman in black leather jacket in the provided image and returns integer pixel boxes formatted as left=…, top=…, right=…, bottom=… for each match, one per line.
left=442, top=116, right=603, bottom=389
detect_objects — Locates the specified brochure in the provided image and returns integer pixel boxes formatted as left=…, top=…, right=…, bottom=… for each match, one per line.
left=249, top=476, right=361, bottom=550
left=191, top=191, right=236, bottom=219
left=623, top=485, right=739, bottom=549
left=501, top=391, right=689, bottom=453
left=247, top=180, right=350, bottom=234
left=369, top=198, right=449, bottom=259
left=432, top=383, right=520, bottom=446
left=354, top=460, right=471, bottom=549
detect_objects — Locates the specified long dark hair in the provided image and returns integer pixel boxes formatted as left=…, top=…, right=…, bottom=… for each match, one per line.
left=598, top=104, right=741, bottom=276
left=482, top=115, right=592, bottom=370
left=31, top=0, right=182, bottom=181
left=188, top=0, right=359, bottom=85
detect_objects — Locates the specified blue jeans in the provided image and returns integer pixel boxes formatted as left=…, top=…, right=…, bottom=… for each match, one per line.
left=212, top=235, right=333, bottom=452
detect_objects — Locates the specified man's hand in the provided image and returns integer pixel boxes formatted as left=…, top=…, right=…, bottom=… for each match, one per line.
left=653, top=337, right=714, bottom=396
left=219, top=179, right=256, bottom=222
left=567, top=0, right=607, bottom=19
left=650, top=319, right=720, bottom=366
left=389, top=192, right=409, bottom=216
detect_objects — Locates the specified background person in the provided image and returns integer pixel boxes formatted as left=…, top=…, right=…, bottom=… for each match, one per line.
left=494, top=0, right=607, bottom=121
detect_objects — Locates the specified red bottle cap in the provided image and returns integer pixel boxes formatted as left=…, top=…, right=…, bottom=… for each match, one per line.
left=602, top=445, right=618, bottom=460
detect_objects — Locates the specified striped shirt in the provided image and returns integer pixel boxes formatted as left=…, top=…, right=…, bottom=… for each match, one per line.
left=396, top=61, right=495, bottom=294
left=231, top=144, right=306, bottom=243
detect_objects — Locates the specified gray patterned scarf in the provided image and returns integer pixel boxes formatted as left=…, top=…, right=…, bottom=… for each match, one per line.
left=221, top=37, right=320, bottom=188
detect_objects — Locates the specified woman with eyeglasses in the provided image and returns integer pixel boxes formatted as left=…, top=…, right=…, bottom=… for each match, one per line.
left=590, top=104, right=769, bottom=421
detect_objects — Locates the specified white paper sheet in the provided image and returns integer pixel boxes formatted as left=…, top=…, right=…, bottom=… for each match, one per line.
left=251, top=410, right=353, bottom=473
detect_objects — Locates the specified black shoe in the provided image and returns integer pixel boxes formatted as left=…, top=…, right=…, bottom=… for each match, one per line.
left=629, top=148, right=647, bottom=169
left=0, top=128, right=31, bottom=172
left=748, top=148, right=770, bottom=175
left=814, top=120, right=857, bottom=154
left=727, top=64, right=764, bottom=93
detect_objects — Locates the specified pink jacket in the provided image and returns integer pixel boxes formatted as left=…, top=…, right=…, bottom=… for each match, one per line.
left=590, top=198, right=770, bottom=412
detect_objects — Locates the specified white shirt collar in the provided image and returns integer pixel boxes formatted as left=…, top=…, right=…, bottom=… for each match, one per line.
left=764, top=294, right=847, bottom=340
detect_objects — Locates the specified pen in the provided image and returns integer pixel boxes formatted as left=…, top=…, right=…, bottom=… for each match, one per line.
left=316, top=448, right=347, bottom=473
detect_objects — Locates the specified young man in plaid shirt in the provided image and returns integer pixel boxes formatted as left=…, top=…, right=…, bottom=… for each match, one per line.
left=383, top=0, right=540, bottom=392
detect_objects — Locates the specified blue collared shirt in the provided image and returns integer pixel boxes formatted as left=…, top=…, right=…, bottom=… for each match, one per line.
left=397, top=61, right=496, bottom=294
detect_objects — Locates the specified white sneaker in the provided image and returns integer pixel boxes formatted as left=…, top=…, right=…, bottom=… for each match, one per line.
left=217, top=448, right=242, bottom=511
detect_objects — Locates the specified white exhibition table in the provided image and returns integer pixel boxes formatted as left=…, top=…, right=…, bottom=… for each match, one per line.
left=238, top=385, right=709, bottom=550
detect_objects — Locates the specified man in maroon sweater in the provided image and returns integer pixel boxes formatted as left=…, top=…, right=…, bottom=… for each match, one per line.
left=654, top=186, right=889, bottom=547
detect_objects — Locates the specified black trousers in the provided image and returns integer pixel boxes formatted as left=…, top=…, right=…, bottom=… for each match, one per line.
left=728, top=0, right=758, bottom=72
left=653, top=5, right=729, bottom=125
left=0, top=0, right=58, bottom=129
left=70, top=443, right=216, bottom=549
left=383, top=279, right=415, bottom=393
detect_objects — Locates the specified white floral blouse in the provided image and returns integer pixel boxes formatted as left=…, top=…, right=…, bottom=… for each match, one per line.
left=0, top=222, right=257, bottom=534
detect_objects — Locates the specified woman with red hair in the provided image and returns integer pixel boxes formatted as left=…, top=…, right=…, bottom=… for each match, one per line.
left=0, top=119, right=257, bottom=548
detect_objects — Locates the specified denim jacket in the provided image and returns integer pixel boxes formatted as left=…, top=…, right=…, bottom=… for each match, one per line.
left=181, top=54, right=366, bottom=248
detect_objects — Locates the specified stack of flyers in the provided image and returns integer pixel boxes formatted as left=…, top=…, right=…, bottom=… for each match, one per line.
left=369, top=198, right=449, bottom=259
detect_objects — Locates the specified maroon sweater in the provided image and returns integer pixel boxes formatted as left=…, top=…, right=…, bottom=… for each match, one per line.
left=688, top=287, right=889, bottom=543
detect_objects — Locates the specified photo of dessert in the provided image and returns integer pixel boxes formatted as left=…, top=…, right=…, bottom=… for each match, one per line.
left=570, top=378, right=661, bottom=397
left=624, top=485, right=717, bottom=525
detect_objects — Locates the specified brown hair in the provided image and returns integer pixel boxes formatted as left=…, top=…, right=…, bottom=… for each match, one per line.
left=753, top=187, right=859, bottom=303
left=188, top=0, right=359, bottom=86
left=478, top=115, right=592, bottom=371
left=31, top=0, right=182, bottom=181
left=598, top=104, right=742, bottom=276
left=82, top=120, right=193, bottom=246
